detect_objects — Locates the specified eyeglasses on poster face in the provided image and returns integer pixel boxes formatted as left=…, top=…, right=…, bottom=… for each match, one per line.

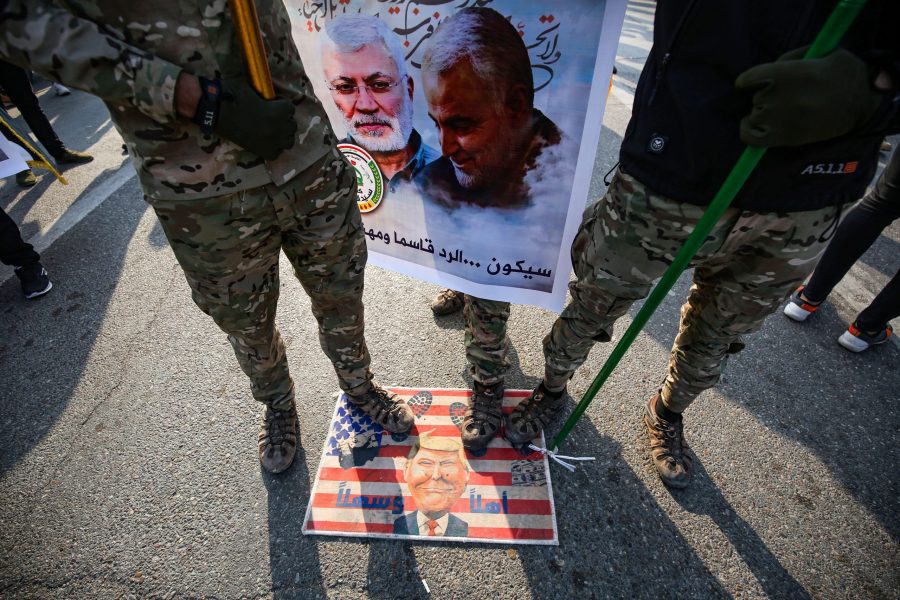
left=326, top=75, right=406, bottom=97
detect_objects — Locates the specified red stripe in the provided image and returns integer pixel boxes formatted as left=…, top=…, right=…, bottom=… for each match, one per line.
left=387, top=388, right=532, bottom=398
left=375, top=445, right=542, bottom=461
left=311, top=493, right=552, bottom=515
left=406, top=404, right=517, bottom=416
left=307, top=520, right=394, bottom=533
left=466, top=526, right=555, bottom=540
left=306, top=520, right=554, bottom=540
left=319, top=467, right=512, bottom=486
left=407, top=424, right=470, bottom=437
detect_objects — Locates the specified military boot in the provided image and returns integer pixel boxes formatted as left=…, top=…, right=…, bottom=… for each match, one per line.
left=431, top=289, right=464, bottom=316
left=258, top=402, right=297, bottom=474
left=15, top=169, right=37, bottom=187
left=347, top=384, right=415, bottom=433
left=461, top=381, right=504, bottom=452
left=503, top=383, right=566, bottom=448
left=54, top=148, right=94, bottom=164
left=644, top=394, right=692, bottom=489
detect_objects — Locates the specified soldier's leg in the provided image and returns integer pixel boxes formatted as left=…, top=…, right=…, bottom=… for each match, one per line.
left=277, top=150, right=372, bottom=393
left=149, top=189, right=294, bottom=409
left=542, top=170, right=731, bottom=391
left=661, top=205, right=840, bottom=414
left=279, top=150, right=413, bottom=434
left=463, top=295, right=511, bottom=386
left=507, top=171, right=736, bottom=448
left=460, top=294, right=510, bottom=451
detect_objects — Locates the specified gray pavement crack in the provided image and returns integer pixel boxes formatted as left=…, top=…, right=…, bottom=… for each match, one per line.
left=78, top=263, right=180, bottom=428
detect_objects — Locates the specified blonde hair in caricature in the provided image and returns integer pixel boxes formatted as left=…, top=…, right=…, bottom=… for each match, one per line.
left=406, top=430, right=471, bottom=472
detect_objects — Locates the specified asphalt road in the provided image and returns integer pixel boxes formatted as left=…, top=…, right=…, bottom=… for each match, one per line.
left=1, top=1, right=898, bottom=598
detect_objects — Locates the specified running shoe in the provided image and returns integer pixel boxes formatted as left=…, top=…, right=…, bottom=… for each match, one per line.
left=783, top=285, right=821, bottom=322
left=838, top=322, right=893, bottom=352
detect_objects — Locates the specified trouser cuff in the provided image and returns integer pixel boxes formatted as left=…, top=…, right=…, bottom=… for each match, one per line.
left=267, top=386, right=295, bottom=411
left=343, top=370, right=374, bottom=397
left=659, top=384, right=693, bottom=414
left=542, top=367, right=571, bottom=394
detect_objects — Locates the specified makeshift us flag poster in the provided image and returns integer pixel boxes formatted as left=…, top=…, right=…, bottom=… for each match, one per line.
left=303, top=388, right=559, bottom=544
left=288, top=0, right=626, bottom=311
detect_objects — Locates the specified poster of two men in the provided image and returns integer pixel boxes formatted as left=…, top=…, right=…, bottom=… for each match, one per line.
left=289, top=0, right=622, bottom=310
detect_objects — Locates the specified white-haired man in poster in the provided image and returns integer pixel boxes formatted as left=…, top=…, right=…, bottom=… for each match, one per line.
left=319, top=14, right=440, bottom=197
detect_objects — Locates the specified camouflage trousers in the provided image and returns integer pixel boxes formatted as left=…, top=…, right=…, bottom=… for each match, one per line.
left=147, top=149, right=372, bottom=409
left=463, top=295, right=510, bottom=385
left=543, top=169, right=840, bottom=413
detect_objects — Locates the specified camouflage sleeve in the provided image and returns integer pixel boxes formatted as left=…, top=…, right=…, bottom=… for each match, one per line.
left=0, top=0, right=182, bottom=124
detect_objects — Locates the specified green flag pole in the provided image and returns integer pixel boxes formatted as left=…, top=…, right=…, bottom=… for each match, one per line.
left=551, top=0, right=869, bottom=453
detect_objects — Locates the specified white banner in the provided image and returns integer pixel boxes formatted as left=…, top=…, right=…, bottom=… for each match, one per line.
left=0, top=129, right=29, bottom=180
left=288, top=0, right=626, bottom=310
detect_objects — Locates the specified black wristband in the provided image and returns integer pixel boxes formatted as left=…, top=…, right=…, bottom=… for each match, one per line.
left=191, top=76, right=222, bottom=135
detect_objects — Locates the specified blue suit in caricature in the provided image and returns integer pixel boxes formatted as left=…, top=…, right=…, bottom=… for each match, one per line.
left=393, top=510, right=469, bottom=537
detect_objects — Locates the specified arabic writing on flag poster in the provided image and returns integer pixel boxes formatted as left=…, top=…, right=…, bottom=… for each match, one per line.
left=303, top=389, right=558, bottom=544
left=289, top=0, right=626, bottom=310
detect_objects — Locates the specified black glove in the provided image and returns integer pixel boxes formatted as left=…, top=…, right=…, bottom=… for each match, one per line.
left=192, top=76, right=297, bottom=160
left=735, top=47, right=884, bottom=147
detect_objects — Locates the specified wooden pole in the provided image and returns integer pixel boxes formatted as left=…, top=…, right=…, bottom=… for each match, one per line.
left=228, top=0, right=276, bottom=99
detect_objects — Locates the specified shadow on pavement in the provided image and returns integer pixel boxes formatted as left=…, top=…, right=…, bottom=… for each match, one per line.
left=517, top=428, right=729, bottom=598
left=0, top=185, right=146, bottom=476
left=671, top=458, right=812, bottom=599
left=2, top=173, right=56, bottom=239
left=731, top=308, right=900, bottom=540
left=264, top=440, right=328, bottom=599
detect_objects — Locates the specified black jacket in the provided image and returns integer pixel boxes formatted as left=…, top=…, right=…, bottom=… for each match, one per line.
left=619, top=0, right=900, bottom=212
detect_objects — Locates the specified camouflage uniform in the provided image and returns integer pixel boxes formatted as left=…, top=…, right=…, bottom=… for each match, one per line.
left=149, top=149, right=371, bottom=407
left=0, top=0, right=334, bottom=201
left=463, top=296, right=510, bottom=386
left=0, top=0, right=372, bottom=407
left=543, top=169, right=839, bottom=413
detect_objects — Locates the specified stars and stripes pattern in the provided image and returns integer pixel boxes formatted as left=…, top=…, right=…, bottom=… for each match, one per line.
left=303, top=388, right=558, bottom=545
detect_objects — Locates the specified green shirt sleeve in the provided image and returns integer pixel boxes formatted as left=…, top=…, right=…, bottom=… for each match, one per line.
left=0, top=0, right=183, bottom=124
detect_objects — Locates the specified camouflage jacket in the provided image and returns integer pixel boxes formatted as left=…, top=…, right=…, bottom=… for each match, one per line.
left=0, top=0, right=334, bottom=200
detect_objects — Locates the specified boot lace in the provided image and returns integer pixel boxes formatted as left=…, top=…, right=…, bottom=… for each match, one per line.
left=265, top=408, right=292, bottom=445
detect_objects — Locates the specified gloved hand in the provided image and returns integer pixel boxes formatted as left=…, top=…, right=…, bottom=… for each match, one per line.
left=194, top=76, right=297, bottom=160
left=735, top=47, right=884, bottom=147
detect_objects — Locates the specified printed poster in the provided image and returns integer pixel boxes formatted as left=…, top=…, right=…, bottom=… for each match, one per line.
left=288, top=0, right=626, bottom=310
left=303, top=388, right=558, bottom=544
left=0, top=115, right=29, bottom=180
left=1, top=106, right=59, bottom=180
